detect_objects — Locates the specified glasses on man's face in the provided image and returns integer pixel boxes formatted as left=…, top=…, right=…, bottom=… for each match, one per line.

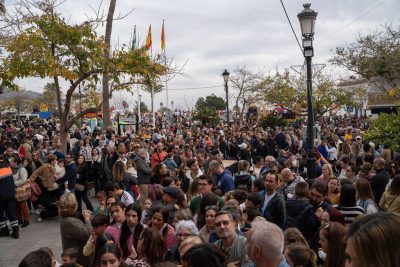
left=215, top=220, right=231, bottom=227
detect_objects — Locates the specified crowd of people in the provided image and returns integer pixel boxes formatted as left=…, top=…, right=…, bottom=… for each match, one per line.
left=0, top=113, right=400, bottom=267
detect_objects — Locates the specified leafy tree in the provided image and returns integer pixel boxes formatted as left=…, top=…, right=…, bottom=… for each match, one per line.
left=192, top=94, right=226, bottom=125
left=31, top=83, right=59, bottom=112
left=229, top=66, right=262, bottom=123
left=364, top=110, right=400, bottom=151
left=330, top=25, right=400, bottom=97
left=259, top=112, right=287, bottom=129
left=256, top=70, right=354, bottom=119
left=0, top=0, right=163, bottom=152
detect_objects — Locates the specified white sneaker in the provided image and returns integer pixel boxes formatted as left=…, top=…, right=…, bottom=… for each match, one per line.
left=36, top=217, right=42, bottom=223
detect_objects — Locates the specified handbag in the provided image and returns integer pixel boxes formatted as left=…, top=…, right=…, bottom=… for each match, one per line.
left=75, top=183, right=85, bottom=192
left=30, top=181, right=42, bottom=202
left=15, top=182, right=32, bottom=202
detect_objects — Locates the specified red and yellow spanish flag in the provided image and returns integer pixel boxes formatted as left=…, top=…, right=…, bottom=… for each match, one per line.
left=145, top=24, right=152, bottom=50
left=161, top=20, right=165, bottom=51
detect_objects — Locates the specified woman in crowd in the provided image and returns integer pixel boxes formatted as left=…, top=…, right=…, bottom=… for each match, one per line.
left=11, top=157, right=30, bottom=228
left=319, top=222, right=346, bottom=267
left=165, top=220, right=199, bottom=263
left=97, top=243, right=124, bottom=267
left=334, top=183, right=365, bottom=226
left=148, top=206, right=177, bottom=250
left=59, top=193, right=92, bottom=267
left=379, top=174, right=400, bottom=214
left=119, top=204, right=146, bottom=260
left=151, top=163, right=169, bottom=185
left=181, top=243, right=226, bottom=267
left=355, top=178, right=378, bottom=214
left=91, top=147, right=103, bottom=193
left=284, top=243, right=317, bottom=267
left=345, top=213, right=400, bottom=267
left=198, top=205, right=218, bottom=243
left=125, top=228, right=165, bottom=267
left=105, top=202, right=127, bottom=255
left=317, top=164, right=335, bottom=185
left=75, top=154, right=94, bottom=212
left=80, top=137, right=93, bottom=167
left=320, top=207, right=346, bottom=226
left=326, top=177, right=340, bottom=205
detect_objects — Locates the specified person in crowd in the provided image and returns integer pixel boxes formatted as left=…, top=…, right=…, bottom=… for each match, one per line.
left=151, top=163, right=169, bottom=185
left=281, top=168, right=303, bottom=199
left=134, top=148, right=152, bottom=209
left=371, top=157, right=390, bottom=203
left=259, top=171, right=286, bottom=228
left=247, top=220, right=289, bottom=267
left=189, top=175, right=224, bottom=216
left=198, top=205, right=218, bottom=243
left=61, top=248, right=79, bottom=266
left=285, top=181, right=317, bottom=243
left=75, top=154, right=94, bottom=212
left=283, top=227, right=309, bottom=250
left=0, top=158, right=19, bottom=239
left=91, top=147, right=103, bottom=193
left=317, top=164, right=335, bottom=185
left=326, top=177, right=340, bottom=205
left=93, top=191, right=109, bottom=217
left=104, top=181, right=134, bottom=208
left=148, top=206, right=177, bottom=250
left=181, top=243, right=226, bottom=267
left=209, top=160, right=235, bottom=194
left=319, top=207, right=346, bottom=226
left=319, top=221, right=346, bottom=267
left=105, top=202, right=127, bottom=256
left=96, top=243, right=123, bottom=267
left=165, top=220, right=199, bottom=263
left=119, top=203, right=146, bottom=259
left=355, top=178, right=378, bottom=214
left=151, top=142, right=168, bottom=167
left=214, top=210, right=252, bottom=267
left=19, top=250, right=53, bottom=267
left=10, top=157, right=30, bottom=228
left=59, top=193, right=92, bottom=267
left=182, top=158, right=203, bottom=194
left=334, top=183, right=365, bottom=226
left=234, top=160, right=254, bottom=191
left=379, top=174, right=400, bottom=213
left=284, top=243, right=317, bottom=267
left=178, top=236, right=203, bottom=263
left=345, top=212, right=400, bottom=267
left=83, top=214, right=114, bottom=267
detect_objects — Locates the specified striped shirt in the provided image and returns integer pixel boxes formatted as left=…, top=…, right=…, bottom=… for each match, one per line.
left=334, top=205, right=365, bottom=226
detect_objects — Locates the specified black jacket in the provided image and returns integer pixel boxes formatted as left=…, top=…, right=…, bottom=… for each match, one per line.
left=371, top=168, right=389, bottom=204
left=260, top=191, right=286, bottom=229
left=285, top=198, right=318, bottom=243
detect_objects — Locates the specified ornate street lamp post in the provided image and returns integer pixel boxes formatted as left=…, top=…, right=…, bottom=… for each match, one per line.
left=298, top=3, right=318, bottom=184
left=222, top=69, right=230, bottom=127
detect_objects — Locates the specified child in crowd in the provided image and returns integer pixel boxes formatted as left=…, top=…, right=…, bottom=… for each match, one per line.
left=54, top=159, right=67, bottom=192
left=141, top=198, right=152, bottom=224
left=61, top=248, right=80, bottom=266
left=93, top=191, right=109, bottom=217
left=83, top=214, right=113, bottom=262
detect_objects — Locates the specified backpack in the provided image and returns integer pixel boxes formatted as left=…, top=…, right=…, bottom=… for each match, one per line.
left=234, top=174, right=252, bottom=191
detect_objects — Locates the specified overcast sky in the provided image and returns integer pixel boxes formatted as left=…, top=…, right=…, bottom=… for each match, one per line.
left=7, top=0, right=400, bottom=111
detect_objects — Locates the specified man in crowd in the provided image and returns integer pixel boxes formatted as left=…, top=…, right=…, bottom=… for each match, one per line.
left=209, top=160, right=235, bottom=195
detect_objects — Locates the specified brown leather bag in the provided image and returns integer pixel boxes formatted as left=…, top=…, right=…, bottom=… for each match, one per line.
left=15, top=182, right=32, bottom=201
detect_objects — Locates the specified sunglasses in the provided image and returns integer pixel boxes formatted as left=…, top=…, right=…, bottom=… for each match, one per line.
left=215, top=220, right=231, bottom=227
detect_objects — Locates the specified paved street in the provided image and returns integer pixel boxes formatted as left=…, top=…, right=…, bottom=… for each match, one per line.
left=0, top=214, right=62, bottom=266
left=0, top=194, right=97, bottom=266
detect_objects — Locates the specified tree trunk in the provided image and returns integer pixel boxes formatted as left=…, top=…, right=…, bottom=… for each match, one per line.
left=102, top=0, right=117, bottom=130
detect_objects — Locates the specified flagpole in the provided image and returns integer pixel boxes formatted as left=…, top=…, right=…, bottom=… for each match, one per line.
left=163, top=19, right=169, bottom=111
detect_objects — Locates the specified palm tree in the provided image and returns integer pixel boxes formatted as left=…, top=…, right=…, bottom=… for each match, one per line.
left=142, top=76, right=164, bottom=114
